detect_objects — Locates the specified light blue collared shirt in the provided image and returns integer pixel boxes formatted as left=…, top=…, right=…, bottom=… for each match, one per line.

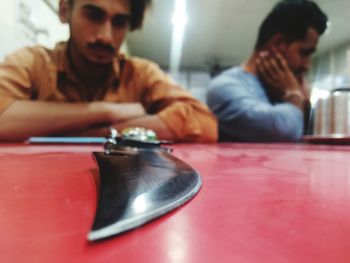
left=206, top=67, right=303, bottom=142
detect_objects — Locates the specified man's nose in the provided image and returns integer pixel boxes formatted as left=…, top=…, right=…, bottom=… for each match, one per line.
left=97, top=21, right=113, bottom=44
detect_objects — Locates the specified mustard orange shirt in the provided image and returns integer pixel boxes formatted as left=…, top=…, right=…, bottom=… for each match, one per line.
left=0, top=42, right=217, bottom=142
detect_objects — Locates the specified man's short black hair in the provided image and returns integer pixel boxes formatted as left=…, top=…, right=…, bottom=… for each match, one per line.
left=67, top=0, right=151, bottom=31
left=255, top=0, right=328, bottom=50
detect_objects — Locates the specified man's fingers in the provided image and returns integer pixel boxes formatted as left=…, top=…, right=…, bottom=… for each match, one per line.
left=267, top=56, right=282, bottom=76
left=270, top=47, right=289, bottom=71
left=256, top=58, right=274, bottom=85
left=259, top=51, right=283, bottom=76
left=275, top=53, right=289, bottom=71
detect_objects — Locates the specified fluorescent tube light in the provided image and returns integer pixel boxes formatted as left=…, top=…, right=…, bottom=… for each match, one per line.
left=169, top=0, right=188, bottom=78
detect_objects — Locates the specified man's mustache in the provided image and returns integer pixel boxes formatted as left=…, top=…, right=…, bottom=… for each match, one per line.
left=87, top=42, right=115, bottom=54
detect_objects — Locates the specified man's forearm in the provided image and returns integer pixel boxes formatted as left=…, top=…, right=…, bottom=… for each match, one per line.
left=0, top=101, right=145, bottom=141
left=60, top=115, right=177, bottom=141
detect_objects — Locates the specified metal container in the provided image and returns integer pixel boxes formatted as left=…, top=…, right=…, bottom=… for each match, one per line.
left=311, top=87, right=350, bottom=136
left=313, top=97, right=329, bottom=136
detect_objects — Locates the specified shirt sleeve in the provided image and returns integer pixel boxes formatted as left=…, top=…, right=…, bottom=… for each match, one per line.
left=206, top=74, right=303, bottom=142
left=0, top=48, right=36, bottom=114
left=137, top=60, right=218, bottom=142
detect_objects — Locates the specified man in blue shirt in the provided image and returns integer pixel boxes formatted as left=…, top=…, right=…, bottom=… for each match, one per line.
left=207, top=0, right=328, bottom=142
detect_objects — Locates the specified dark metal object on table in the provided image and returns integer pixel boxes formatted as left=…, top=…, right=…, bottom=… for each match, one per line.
left=88, top=128, right=201, bottom=241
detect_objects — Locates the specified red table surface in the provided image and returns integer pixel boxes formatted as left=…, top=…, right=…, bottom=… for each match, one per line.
left=1, top=143, right=350, bottom=263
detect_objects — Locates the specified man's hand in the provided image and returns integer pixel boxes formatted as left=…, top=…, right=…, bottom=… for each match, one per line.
left=0, top=101, right=146, bottom=141
left=94, top=102, right=146, bottom=123
left=60, top=115, right=177, bottom=141
left=256, top=47, right=302, bottom=101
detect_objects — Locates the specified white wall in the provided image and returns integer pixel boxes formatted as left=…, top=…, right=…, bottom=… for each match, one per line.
left=309, top=42, right=350, bottom=91
left=308, top=42, right=350, bottom=104
left=0, top=0, right=69, bottom=60
left=170, top=70, right=211, bottom=103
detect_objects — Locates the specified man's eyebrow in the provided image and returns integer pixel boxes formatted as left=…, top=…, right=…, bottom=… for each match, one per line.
left=112, top=13, right=130, bottom=20
left=82, top=4, right=106, bottom=16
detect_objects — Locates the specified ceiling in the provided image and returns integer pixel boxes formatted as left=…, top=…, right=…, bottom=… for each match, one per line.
left=127, top=0, right=350, bottom=71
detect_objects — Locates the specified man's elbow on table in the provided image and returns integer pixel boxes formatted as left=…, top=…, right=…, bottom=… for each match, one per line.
left=271, top=114, right=304, bottom=142
left=0, top=123, right=26, bottom=142
left=158, top=103, right=218, bottom=143
left=194, top=115, right=218, bottom=143
left=0, top=109, right=19, bottom=141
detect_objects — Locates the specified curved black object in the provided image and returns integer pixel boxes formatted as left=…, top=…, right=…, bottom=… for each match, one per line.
left=89, top=146, right=202, bottom=241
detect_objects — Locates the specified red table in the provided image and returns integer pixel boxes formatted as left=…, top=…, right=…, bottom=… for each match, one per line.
left=1, top=143, right=350, bottom=263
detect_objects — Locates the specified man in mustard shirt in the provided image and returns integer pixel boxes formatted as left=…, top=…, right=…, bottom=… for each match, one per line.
left=0, top=0, right=217, bottom=142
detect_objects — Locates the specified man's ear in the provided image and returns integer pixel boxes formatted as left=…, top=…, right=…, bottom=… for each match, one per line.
left=266, top=34, right=287, bottom=52
left=59, top=0, right=71, bottom=23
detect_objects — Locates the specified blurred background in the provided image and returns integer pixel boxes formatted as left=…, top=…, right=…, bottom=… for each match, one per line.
left=0, top=0, right=349, bottom=102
